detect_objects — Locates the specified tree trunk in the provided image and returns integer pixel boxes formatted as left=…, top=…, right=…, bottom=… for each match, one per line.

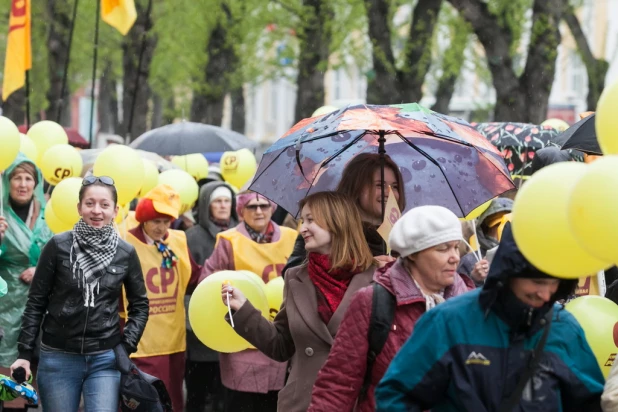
left=121, top=0, right=156, bottom=141
left=231, top=87, right=246, bottom=134
left=1, top=90, right=26, bottom=125
left=449, top=0, right=564, bottom=123
left=151, top=93, right=163, bottom=129
left=98, top=62, right=119, bottom=133
left=294, top=0, right=332, bottom=121
left=45, top=0, right=72, bottom=125
left=432, top=70, right=460, bottom=115
left=563, top=6, right=609, bottom=111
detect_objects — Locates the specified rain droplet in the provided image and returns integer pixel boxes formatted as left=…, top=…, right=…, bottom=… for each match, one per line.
left=467, top=162, right=473, bottom=167
left=272, top=179, right=278, bottom=185
left=437, top=157, right=446, bottom=163
left=471, top=189, right=477, bottom=195
left=400, top=167, right=412, bottom=183
left=414, top=185, right=422, bottom=192
left=455, top=155, right=463, bottom=163
left=412, top=160, right=427, bottom=171
left=440, top=180, right=446, bottom=184
left=430, top=173, right=436, bottom=178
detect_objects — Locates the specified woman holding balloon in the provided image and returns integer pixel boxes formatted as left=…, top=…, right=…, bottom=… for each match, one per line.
left=0, top=154, right=52, bottom=371
left=220, top=191, right=376, bottom=412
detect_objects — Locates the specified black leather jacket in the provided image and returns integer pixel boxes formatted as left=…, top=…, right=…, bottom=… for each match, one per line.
left=17, top=231, right=149, bottom=361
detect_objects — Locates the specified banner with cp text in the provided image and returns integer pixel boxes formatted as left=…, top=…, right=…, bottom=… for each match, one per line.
left=2, top=0, right=32, bottom=101
left=377, top=186, right=401, bottom=254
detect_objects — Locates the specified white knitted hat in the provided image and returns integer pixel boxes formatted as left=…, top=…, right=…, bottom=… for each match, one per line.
left=210, top=186, right=233, bottom=203
left=389, top=205, right=462, bottom=257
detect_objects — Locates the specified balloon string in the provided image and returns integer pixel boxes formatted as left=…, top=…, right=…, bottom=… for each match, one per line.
left=227, top=289, right=235, bottom=328
left=462, top=239, right=481, bottom=263
left=470, top=218, right=482, bottom=261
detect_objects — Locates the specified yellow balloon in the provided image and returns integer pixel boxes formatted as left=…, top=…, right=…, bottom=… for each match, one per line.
left=137, top=159, right=159, bottom=198
left=565, top=296, right=618, bottom=378
left=93, top=145, right=145, bottom=205
left=541, top=118, right=570, bottom=132
left=264, top=276, right=284, bottom=320
left=0, top=116, right=21, bottom=171
left=44, top=202, right=74, bottom=234
left=115, top=203, right=131, bottom=224
left=597, top=80, right=618, bottom=154
left=459, top=199, right=492, bottom=222
left=189, top=270, right=269, bottom=353
left=19, top=134, right=38, bottom=162
left=568, top=156, right=618, bottom=262
left=220, top=149, right=257, bottom=189
left=158, top=169, right=199, bottom=215
left=27, top=121, right=68, bottom=164
left=50, top=177, right=83, bottom=226
left=312, top=105, right=338, bottom=117
left=512, top=162, right=609, bottom=278
left=40, top=144, right=83, bottom=186
left=171, top=154, right=209, bottom=181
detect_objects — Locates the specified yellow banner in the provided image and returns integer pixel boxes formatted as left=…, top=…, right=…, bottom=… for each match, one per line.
left=377, top=187, right=401, bottom=254
left=2, top=0, right=32, bottom=101
left=101, top=0, right=137, bottom=35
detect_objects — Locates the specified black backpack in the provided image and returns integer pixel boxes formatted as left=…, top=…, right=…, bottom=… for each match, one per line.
left=114, top=345, right=173, bottom=412
left=359, top=283, right=396, bottom=400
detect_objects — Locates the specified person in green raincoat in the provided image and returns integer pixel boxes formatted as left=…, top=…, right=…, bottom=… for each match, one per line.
left=0, top=215, right=8, bottom=297
left=0, top=154, right=52, bottom=370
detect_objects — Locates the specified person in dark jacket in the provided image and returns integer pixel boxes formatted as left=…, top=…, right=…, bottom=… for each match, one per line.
left=184, top=181, right=238, bottom=412
left=308, top=205, right=473, bottom=412
left=11, top=176, right=149, bottom=411
left=376, top=223, right=604, bottom=412
left=458, top=198, right=513, bottom=286
left=530, top=146, right=572, bottom=175
left=283, top=153, right=406, bottom=273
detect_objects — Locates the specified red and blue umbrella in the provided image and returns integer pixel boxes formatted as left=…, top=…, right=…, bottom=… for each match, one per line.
left=249, top=103, right=515, bottom=218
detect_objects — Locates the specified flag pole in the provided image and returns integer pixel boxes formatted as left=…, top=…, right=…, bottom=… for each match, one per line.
left=57, top=0, right=80, bottom=123
left=89, top=0, right=101, bottom=147
left=125, top=0, right=154, bottom=144
left=25, top=70, right=30, bottom=129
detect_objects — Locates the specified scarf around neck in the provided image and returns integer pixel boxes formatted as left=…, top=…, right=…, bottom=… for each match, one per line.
left=245, top=221, right=274, bottom=244
left=412, top=277, right=445, bottom=312
left=71, top=219, right=119, bottom=307
left=307, top=253, right=359, bottom=324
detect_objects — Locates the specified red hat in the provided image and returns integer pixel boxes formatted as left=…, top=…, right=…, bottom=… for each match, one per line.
left=135, top=198, right=176, bottom=223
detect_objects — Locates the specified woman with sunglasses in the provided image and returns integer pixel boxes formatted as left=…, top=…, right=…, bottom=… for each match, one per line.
left=200, top=190, right=297, bottom=412
left=11, top=175, right=150, bottom=412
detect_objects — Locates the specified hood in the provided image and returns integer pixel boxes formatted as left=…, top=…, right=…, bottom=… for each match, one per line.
left=196, top=181, right=238, bottom=231
left=476, top=198, right=513, bottom=229
left=2, top=152, right=46, bottom=209
left=530, top=147, right=571, bottom=175
left=480, top=223, right=577, bottom=336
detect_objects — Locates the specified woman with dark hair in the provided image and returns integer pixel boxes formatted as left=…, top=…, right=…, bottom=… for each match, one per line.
left=284, top=153, right=405, bottom=271
left=11, top=176, right=149, bottom=411
left=0, top=154, right=52, bottom=372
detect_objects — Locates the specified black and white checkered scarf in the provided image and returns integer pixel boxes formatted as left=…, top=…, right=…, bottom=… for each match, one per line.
left=70, top=219, right=119, bottom=307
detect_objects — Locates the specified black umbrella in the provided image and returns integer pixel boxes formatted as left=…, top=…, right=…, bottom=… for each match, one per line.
left=558, top=114, right=601, bottom=155
left=130, top=122, right=258, bottom=155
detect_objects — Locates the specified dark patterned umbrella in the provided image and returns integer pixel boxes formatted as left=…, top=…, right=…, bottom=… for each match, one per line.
left=249, top=103, right=515, bottom=218
left=473, top=122, right=560, bottom=176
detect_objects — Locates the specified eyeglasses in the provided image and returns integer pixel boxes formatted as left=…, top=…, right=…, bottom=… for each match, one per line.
left=245, top=204, right=270, bottom=211
left=82, top=176, right=115, bottom=186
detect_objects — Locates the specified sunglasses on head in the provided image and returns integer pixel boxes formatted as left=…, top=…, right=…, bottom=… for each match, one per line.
left=245, top=203, right=270, bottom=211
left=82, top=176, right=115, bottom=186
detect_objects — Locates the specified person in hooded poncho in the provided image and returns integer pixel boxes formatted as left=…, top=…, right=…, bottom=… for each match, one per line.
left=0, top=154, right=52, bottom=369
left=376, top=223, right=604, bottom=412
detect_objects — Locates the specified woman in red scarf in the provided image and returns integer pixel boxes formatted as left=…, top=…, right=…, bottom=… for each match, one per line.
left=220, top=191, right=375, bottom=412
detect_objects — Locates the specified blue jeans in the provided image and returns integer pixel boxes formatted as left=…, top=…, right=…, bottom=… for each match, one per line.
left=37, top=347, right=120, bottom=412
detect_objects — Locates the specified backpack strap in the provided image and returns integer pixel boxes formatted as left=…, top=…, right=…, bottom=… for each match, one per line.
left=359, top=283, right=396, bottom=401
left=498, top=308, right=553, bottom=412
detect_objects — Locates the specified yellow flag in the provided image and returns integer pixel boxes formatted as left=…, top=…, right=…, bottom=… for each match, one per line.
left=376, top=187, right=401, bottom=254
left=101, top=0, right=137, bottom=35
left=2, top=0, right=32, bottom=101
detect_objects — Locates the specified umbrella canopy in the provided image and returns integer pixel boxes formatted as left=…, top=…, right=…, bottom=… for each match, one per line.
left=130, top=122, right=258, bottom=155
left=18, top=125, right=90, bottom=149
left=557, top=114, right=601, bottom=155
left=249, top=103, right=515, bottom=218
left=473, top=122, right=560, bottom=175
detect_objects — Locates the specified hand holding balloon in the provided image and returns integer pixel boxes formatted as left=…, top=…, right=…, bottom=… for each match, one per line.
left=221, top=282, right=247, bottom=312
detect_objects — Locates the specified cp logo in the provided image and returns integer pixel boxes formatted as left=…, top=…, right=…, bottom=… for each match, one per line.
left=223, top=155, right=238, bottom=170
left=388, top=207, right=401, bottom=225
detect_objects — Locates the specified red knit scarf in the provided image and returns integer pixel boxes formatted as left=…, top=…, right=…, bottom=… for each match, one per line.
left=307, top=253, right=360, bottom=324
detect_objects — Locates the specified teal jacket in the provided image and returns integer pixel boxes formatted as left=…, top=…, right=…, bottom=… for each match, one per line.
left=376, top=224, right=604, bottom=411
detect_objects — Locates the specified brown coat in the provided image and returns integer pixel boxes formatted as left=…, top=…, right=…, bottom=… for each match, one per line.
left=231, top=264, right=375, bottom=412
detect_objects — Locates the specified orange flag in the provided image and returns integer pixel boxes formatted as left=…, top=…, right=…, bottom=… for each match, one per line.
left=2, top=0, right=32, bottom=102
left=101, top=0, right=137, bottom=35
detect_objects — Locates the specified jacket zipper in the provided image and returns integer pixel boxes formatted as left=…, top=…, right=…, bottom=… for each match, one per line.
left=81, top=305, right=90, bottom=354
left=526, top=308, right=533, bottom=326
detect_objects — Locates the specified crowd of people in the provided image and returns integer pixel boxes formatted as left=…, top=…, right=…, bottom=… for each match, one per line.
left=1, top=146, right=618, bottom=412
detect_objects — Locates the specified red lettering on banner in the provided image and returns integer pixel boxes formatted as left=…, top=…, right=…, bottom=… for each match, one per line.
left=389, top=207, right=401, bottom=225
left=262, top=264, right=285, bottom=282
left=145, top=267, right=179, bottom=315
left=9, top=0, right=27, bottom=33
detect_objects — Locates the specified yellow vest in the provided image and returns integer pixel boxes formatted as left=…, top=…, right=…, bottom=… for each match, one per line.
left=124, top=229, right=192, bottom=357
left=218, top=226, right=297, bottom=282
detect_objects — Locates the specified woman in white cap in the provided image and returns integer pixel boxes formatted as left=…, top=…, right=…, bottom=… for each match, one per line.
left=307, top=205, right=474, bottom=412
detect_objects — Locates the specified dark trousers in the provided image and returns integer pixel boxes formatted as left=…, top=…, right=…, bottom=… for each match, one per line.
left=185, top=360, right=224, bottom=412
left=223, top=388, right=278, bottom=412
